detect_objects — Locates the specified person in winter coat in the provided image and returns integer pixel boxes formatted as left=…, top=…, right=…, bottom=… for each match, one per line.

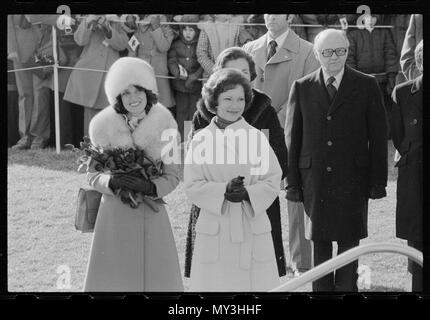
left=346, top=14, right=398, bottom=113
left=184, top=68, right=282, bottom=291
left=196, top=14, right=253, bottom=78
left=287, top=29, right=388, bottom=291
left=184, top=47, right=288, bottom=279
left=8, top=15, right=56, bottom=150
left=244, top=14, right=320, bottom=276
left=83, top=57, right=183, bottom=292
left=390, top=40, right=423, bottom=292
left=64, top=15, right=129, bottom=137
left=128, top=14, right=176, bottom=111
left=167, top=15, right=204, bottom=141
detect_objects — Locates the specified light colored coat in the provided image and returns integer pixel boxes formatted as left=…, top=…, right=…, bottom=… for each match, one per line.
left=184, top=117, right=282, bottom=291
left=400, top=14, right=423, bottom=81
left=129, top=15, right=175, bottom=108
left=243, top=30, right=320, bottom=126
left=64, top=19, right=129, bottom=109
left=83, top=103, right=183, bottom=292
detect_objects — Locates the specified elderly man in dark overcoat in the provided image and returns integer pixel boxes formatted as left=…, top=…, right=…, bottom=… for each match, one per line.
left=286, top=29, right=388, bottom=291
left=390, top=40, right=423, bottom=292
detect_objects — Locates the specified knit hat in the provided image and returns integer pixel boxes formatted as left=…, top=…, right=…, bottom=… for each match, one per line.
left=104, top=57, right=158, bottom=105
left=180, top=14, right=200, bottom=33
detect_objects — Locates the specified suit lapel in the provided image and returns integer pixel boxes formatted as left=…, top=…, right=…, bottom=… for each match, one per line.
left=327, top=66, right=356, bottom=115
left=267, top=30, right=299, bottom=65
left=252, top=34, right=269, bottom=72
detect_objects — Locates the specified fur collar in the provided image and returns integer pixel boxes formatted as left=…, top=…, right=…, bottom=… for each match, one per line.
left=196, top=88, right=272, bottom=126
left=89, top=103, right=178, bottom=161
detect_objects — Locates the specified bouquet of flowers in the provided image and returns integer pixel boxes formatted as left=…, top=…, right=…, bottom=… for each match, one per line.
left=67, top=137, right=165, bottom=211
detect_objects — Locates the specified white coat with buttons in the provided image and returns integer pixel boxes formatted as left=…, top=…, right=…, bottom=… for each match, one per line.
left=184, top=117, right=282, bottom=291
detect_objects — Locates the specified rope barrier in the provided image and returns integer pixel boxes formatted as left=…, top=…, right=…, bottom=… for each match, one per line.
left=71, top=15, right=395, bottom=28
left=7, top=64, right=389, bottom=80
left=7, top=64, right=55, bottom=73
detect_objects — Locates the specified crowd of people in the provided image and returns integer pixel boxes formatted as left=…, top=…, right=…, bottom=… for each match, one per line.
left=8, top=13, right=413, bottom=148
left=7, top=14, right=422, bottom=292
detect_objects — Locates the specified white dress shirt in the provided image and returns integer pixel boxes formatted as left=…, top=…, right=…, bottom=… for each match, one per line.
left=267, top=29, right=289, bottom=55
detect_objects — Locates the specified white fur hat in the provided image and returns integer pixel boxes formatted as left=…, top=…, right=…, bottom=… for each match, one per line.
left=104, top=57, right=158, bottom=105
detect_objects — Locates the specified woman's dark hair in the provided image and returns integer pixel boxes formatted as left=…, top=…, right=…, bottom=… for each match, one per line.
left=113, top=85, right=158, bottom=115
left=213, top=47, right=258, bottom=82
left=202, top=68, right=254, bottom=114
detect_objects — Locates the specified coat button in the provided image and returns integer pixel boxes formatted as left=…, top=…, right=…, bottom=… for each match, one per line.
left=327, top=140, right=333, bottom=146
left=412, top=119, right=418, bottom=125
left=326, top=166, right=332, bottom=172
left=186, top=57, right=190, bottom=61
left=326, top=115, right=332, bottom=121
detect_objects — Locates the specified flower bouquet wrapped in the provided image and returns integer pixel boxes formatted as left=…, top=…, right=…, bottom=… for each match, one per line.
left=67, top=137, right=166, bottom=211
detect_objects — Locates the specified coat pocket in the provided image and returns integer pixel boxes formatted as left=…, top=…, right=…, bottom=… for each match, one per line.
left=252, top=232, right=275, bottom=262
left=298, top=155, right=311, bottom=169
left=250, top=215, right=274, bottom=262
left=194, top=218, right=220, bottom=263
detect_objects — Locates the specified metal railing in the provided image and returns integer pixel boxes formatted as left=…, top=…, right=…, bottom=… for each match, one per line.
left=270, top=242, right=423, bottom=292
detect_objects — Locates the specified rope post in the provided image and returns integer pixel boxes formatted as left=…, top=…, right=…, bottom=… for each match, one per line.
left=52, top=25, right=61, bottom=154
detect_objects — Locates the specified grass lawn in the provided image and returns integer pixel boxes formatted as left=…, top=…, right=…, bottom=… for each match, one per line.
left=7, top=140, right=412, bottom=292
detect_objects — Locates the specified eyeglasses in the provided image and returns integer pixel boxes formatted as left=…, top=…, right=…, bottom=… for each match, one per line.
left=321, top=48, right=348, bottom=57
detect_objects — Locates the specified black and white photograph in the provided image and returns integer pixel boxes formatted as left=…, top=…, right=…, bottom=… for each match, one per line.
left=6, top=9, right=423, bottom=294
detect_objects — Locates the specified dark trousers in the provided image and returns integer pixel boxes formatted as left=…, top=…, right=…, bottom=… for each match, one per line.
left=312, top=240, right=359, bottom=292
left=8, top=89, right=20, bottom=147
left=174, top=91, right=200, bottom=141
left=48, top=95, right=84, bottom=148
left=407, top=240, right=422, bottom=291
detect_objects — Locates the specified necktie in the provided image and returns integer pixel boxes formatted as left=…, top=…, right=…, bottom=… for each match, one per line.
left=326, top=76, right=337, bottom=102
left=267, top=40, right=277, bottom=61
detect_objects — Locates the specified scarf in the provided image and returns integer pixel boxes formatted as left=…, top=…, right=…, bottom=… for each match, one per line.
left=214, top=115, right=242, bottom=129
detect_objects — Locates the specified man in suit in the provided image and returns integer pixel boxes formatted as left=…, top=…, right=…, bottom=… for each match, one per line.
left=243, top=14, right=320, bottom=276
left=8, top=15, right=42, bottom=149
left=390, top=40, right=423, bottom=292
left=286, top=29, right=388, bottom=291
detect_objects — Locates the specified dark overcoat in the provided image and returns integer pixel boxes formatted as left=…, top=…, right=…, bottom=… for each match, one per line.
left=287, top=66, right=388, bottom=241
left=390, top=75, right=422, bottom=242
left=184, top=88, right=288, bottom=277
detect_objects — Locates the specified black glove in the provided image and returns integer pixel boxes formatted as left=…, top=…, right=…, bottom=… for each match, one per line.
left=118, top=176, right=157, bottom=196
left=225, top=176, right=248, bottom=202
left=109, top=174, right=130, bottom=192
left=226, top=176, right=245, bottom=193
left=285, top=186, right=304, bottom=202
left=225, top=188, right=250, bottom=203
left=369, top=185, right=386, bottom=200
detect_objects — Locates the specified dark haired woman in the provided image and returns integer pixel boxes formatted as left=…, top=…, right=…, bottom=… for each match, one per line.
left=184, top=68, right=282, bottom=291
left=184, top=47, right=288, bottom=280
left=83, top=57, right=183, bottom=292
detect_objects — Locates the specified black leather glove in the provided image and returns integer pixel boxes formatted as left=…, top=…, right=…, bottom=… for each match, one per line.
left=369, top=185, right=386, bottom=199
left=118, top=176, right=157, bottom=196
left=226, top=176, right=245, bottom=193
left=285, top=186, right=304, bottom=202
left=225, top=176, right=249, bottom=202
left=109, top=174, right=130, bottom=192
left=225, top=188, right=250, bottom=203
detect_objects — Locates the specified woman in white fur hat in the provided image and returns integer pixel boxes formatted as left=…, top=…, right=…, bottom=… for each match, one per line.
left=83, top=57, right=183, bottom=292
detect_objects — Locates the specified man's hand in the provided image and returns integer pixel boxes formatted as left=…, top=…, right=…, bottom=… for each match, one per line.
left=369, top=185, right=386, bottom=200
left=285, top=186, right=304, bottom=202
